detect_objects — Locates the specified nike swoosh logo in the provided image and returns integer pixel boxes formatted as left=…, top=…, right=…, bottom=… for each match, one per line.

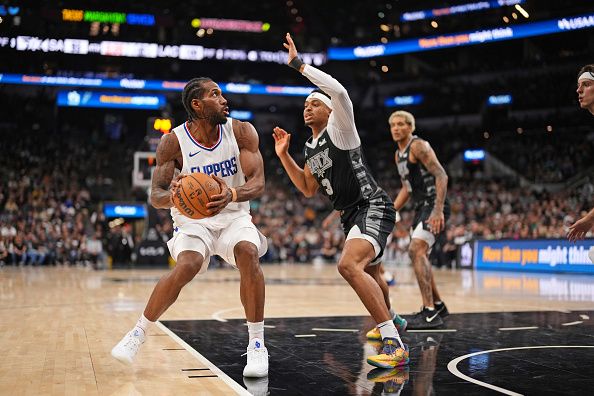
left=426, top=313, right=440, bottom=322
left=189, top=151, right=200, bottom=157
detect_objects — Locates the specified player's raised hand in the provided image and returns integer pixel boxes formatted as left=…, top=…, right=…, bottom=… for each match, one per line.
left=283, top=33, right=299, bottom=63
left=273, top=126, right=291, bottom=157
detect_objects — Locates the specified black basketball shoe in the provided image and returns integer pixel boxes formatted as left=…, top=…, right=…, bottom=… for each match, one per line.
left=435, top=301, right=449, bottom=318
left=406, top=307, right=444, bottom=329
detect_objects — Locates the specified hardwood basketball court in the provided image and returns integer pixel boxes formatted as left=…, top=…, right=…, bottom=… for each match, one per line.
left=1, top=264, right=593, bottom=395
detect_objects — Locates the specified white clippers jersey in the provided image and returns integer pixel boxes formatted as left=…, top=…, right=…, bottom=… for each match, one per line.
left=170, top=118, right=250, bottom=229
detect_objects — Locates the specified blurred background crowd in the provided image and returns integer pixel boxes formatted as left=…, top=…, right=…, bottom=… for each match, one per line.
left=1, top=0, right=592, bottom=268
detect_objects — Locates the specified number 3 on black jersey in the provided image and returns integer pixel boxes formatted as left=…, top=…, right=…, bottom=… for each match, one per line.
left=321, top=178, right=334, bottom=195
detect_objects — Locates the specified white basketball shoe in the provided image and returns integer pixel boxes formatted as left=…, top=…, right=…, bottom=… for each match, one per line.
left=243, top=376, right=269, bottom=396
left=111, top=328, right=145, bottom=365
left=242, top=338, right=269, bottom=378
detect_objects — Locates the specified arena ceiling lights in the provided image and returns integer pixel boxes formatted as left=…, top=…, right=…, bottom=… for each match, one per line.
left=329, top=12, right=594, bottom=60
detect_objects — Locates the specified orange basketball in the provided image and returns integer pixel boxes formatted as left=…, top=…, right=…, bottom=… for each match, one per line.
left=172, top=173, right=222, bottom=219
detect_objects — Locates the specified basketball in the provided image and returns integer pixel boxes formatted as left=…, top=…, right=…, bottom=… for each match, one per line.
left=172, top=173, right=222, bottom=219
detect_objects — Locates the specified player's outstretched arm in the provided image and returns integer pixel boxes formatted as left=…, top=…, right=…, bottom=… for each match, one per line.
left=150, top=133, right=181, bottom=209
left=568, top=208, right=594, bottom=242
left=273, top=126, right=319, bottom=197
left=283, top=33, right=356, bottom=134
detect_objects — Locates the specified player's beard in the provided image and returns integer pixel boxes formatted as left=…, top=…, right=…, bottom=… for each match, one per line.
left=205, top=109, right=227, bottom=125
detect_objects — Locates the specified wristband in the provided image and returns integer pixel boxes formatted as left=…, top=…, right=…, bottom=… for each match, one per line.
left=230, top=187, right=238, bottom=202
left=288, top=56, right=304, bottom=71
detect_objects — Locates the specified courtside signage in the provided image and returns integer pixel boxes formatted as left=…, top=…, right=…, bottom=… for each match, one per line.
left=0, top=74, right=314, bottom=96
left=474, top=239, right=594, bottom=274
left=103, top=203, right=147, bottom=218
left=57, top=90, right=165, bottom=110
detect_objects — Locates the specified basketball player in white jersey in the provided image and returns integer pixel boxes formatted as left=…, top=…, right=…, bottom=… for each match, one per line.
left=111, top=77, right=269, bottom=378
left=568, top=64, right=594, bottom=264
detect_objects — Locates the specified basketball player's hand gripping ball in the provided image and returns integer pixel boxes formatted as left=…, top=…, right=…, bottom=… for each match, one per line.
left=171, top=173, right=223, bottom=219
left=205, top=175, right=233, bottom=216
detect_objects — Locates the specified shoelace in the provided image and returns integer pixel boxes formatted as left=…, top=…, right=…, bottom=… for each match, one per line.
left=242, top=348, right=269, bottom=363
left=383, top=338, right=406, bottom=354
left=123, top=335, right=143, bottom=350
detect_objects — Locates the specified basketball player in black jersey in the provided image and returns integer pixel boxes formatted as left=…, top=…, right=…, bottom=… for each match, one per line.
left=390, top=111, right=450, bottom=329
left=273, top=33, right=408, bottom=369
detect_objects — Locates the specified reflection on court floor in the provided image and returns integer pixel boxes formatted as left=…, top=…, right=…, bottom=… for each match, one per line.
left=162, top=310, right=594, bottom=395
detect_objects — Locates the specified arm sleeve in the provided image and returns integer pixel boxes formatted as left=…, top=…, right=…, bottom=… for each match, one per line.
left=302, top=64, right=361, bottom=150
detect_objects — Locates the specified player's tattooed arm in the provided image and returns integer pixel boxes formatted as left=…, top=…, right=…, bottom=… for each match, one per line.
left=150, top=133, right=181, bottom=209
left=412, top=140, right=448, bottom=233
left=233, top=119, right=265, bottom=201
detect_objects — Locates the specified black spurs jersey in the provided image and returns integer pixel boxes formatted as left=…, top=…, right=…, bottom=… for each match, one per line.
left=304, top=130, right=384, bottom=210
left=396, top=136, right=439, bottom=205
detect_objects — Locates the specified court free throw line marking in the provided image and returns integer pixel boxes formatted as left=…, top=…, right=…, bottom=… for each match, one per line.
left=498, top=326, right=538, bottom=331
left=447, top=345, right=594, bottom=396
left=562, top=321, right=583, bottom=326
left=407, top=329, right=457, bottom=333
left=156, top=321, right=251, bottom=396
left=295, top=334, right=317, bottom=338
left=311, top=327, right=359, bottom=332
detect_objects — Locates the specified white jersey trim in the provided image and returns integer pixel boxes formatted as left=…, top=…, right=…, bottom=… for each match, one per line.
left=182, top=121, right=223, bottom=151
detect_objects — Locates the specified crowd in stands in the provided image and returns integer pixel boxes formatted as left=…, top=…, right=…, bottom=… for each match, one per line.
left=0, top=127, right=105, bottom=267
left=0, top=95, right=145, bottom=268
left=247, top=171, right=594, bottom=267
left=1, top=95, right=592, bottom=269
left=1, top=40, right=593, bottom=267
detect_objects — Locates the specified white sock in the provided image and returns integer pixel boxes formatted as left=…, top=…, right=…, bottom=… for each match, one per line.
left=426, top=306, right=435, bottom=311
left=378, top=320, right=404, bottom=349
left=134, top=314, right=152, bottom=338
left=435, top=300, right=442, bottom=306
left=247, top=321, right=264, bottom=347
